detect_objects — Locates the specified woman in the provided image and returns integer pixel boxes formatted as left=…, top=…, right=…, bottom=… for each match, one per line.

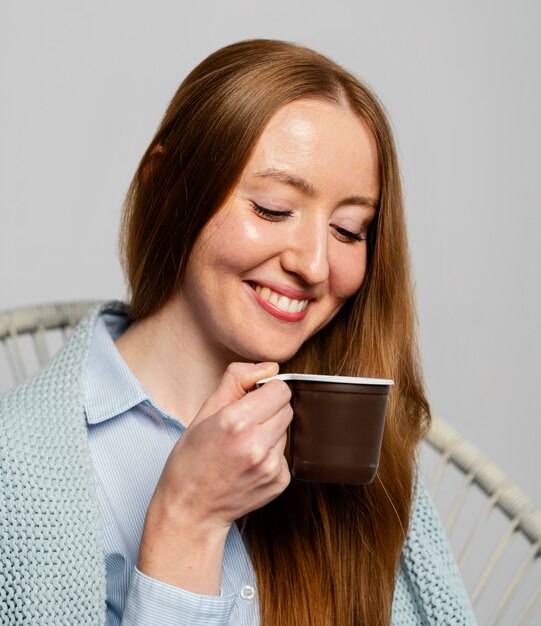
left=0, top=40, right=475, bottom=625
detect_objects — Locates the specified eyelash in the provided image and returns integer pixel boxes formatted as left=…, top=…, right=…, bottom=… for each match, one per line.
left=251, top=202, right=293, bottom=221
left=250, top=202, right=366, bottom=243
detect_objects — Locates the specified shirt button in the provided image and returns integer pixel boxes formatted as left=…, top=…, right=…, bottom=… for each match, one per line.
left=240, top=585, right=256, bottom=600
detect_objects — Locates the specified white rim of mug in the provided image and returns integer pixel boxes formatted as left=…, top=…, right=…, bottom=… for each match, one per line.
left=256, top=373, right=394, bottom=386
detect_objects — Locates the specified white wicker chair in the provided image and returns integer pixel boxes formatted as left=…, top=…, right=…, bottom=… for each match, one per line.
left=1, top=301, right=540, bottom=625
left=422, top=417, right=541, bottom=625
left=0, top=301, right=99, bottom=392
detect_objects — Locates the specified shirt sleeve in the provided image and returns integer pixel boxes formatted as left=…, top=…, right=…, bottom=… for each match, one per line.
left=120, top=567, right=237, bottom=626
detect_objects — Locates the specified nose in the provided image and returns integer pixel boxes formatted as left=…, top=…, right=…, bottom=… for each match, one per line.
left=279, top=217, right=330, bottom=285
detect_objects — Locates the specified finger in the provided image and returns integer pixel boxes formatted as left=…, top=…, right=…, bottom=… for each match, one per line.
left=238, top=404, right=292, bottom=472
left=254, top=402, right=293, bottom=450
left=253, top=452, right=292, bottom=495
left=194, top=361, right=279, bottom=424
left=273, top=430, right=289, bottom=455
left=232, top=379, right=292, bottom=429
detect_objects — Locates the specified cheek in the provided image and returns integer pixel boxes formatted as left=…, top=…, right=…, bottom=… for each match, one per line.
left=197, top=211, right=280, bottom=273
left=329, top=247, right=368, bottom=300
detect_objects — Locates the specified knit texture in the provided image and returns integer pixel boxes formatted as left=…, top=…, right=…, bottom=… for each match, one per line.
left=392, top=478, right=477, bottom=625
left=0, top=303, right=107, bottom=625
left=0, top=302, right=476, bottom=625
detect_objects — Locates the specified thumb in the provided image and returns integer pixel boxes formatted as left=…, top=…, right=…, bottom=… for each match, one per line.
left=193, top=361, right=279, bottom=424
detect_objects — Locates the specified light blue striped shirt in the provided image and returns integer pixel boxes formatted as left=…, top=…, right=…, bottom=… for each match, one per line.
left=85, top=312, right=260, bottom=626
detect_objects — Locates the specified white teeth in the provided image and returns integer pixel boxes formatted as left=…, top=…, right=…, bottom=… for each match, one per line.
left=253, top=283, right=310, bottom=314
left=277, top=296, right=290, bottom=312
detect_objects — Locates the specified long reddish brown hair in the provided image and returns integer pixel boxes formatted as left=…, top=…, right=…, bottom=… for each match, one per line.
left=120, top=39, right=430, bottom=625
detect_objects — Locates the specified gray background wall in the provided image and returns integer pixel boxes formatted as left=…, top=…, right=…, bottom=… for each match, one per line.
left=1, top=1, right=539, bottom=508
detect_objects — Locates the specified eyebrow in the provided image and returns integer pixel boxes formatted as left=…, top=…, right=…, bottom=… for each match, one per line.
left=253, top=167, right=379, bottom=210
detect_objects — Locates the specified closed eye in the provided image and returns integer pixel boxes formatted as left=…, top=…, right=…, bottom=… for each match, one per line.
left=332, top=225, right=365, bottom=243
left=250, top=202, right=293, bottom=221
left=251, top=201, right=367, bottom=243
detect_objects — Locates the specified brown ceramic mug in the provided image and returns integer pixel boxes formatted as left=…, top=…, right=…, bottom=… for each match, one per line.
left=257, top=374, right=393, bottom=484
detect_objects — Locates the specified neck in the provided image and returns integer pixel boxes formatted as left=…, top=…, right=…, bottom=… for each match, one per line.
left=115, top=297, right=234, bottom=426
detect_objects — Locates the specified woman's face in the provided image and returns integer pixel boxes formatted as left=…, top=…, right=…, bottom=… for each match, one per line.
left=179, top=98, right=380, bottom=363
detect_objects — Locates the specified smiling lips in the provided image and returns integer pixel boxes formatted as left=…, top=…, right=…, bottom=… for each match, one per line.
left=255, top=284, right=309, bottom=313
left=248, top=282, right=312, bottom=322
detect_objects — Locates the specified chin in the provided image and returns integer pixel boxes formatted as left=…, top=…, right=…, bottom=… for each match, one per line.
left=233, top=341, right=302, bottom=365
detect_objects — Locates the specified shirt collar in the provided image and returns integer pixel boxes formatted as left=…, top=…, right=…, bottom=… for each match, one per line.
left=84, top=312, right=149, bottom=425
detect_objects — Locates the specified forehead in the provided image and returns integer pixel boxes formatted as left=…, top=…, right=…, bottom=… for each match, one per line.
left=242, top=99, right=379, bottom=194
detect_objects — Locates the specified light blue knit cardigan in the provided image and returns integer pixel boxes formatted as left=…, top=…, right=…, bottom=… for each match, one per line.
left=0, top=302, right=477, bottom=625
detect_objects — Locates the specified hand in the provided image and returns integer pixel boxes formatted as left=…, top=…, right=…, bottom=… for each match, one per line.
left=153, top=361, right=292, bottom=529
left=137, top=361, right=293, bottom=593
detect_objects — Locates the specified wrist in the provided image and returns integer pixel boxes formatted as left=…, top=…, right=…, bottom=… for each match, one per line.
left=145, top=487, right=231, bottom=540
left=137, top=496, right=230, bottom=595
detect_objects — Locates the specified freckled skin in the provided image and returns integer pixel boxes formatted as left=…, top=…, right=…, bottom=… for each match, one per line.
left=178, top=98, right=380, bottom=364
